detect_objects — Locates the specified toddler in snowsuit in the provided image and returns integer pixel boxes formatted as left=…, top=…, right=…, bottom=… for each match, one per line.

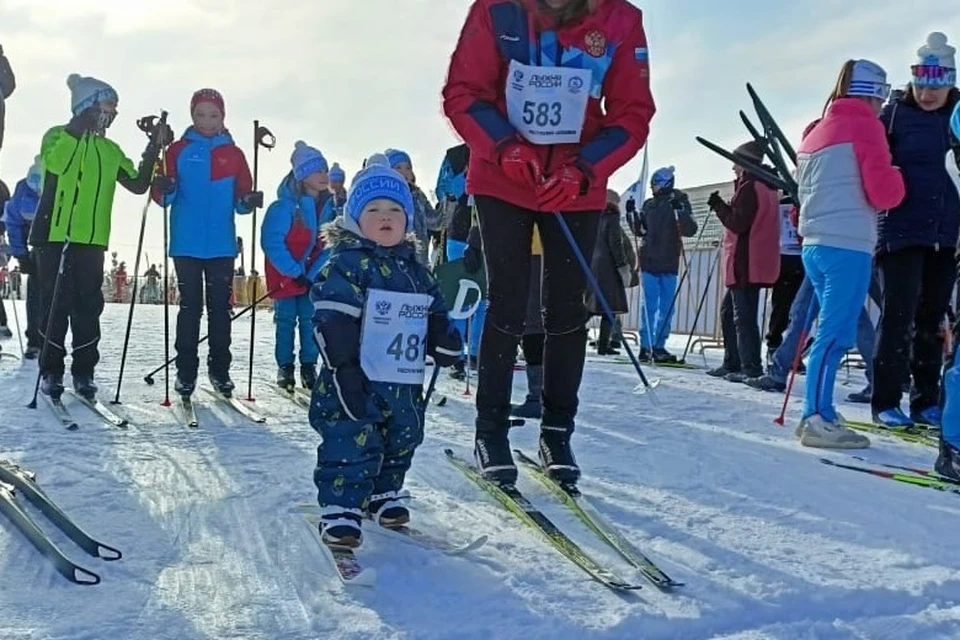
left=310, top=154, right=462, bottom=547
left=262, top=141, right=330, bottom=391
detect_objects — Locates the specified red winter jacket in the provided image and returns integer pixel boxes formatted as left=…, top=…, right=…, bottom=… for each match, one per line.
left=442, top=0, right=655, bottom=212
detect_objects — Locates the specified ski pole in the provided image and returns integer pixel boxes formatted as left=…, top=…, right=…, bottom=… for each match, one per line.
left=10, top=288, right=23, bottom=358
left=774, top=291, right=818, bottom=426
left=144, top=286, right=280, bottom=385
left=113, top=112, right=169, bottom=404
left=245, top=120, right=275, bottom=402
left=679, top=247, right=721, bottom=363
left=553, top=212, right=658, bottom=396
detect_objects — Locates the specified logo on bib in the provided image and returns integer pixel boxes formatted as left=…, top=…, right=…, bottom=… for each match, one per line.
left=568, top=76, right=584, bottom=93
left=529, top=73, right=563, bottom=89
left=376, top=300, right=392, bottom=316
left=398, top=303, right=429, bottom=319
left=584, top=30, right=606, bottom=57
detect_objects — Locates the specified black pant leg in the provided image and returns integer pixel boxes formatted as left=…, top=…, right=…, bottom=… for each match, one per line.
left=733, top=285, right=763, bottom=376
left=174, top=257, right=205, bottom=382
left=204, top=257, right=236, bottom=377
left=474, top=196, right=534, bottom=425
left=36, top=243, right=72, bottom=376
left=872, top=248, right=925, bottom=411
left=68, top=245, right=105, bottom=376
left=537, top=210, right=600, bottom=428
left=767, top=254, right=804, bottom=349
left=910, top=248, right=958, bottom=411
left=720, top=289, right=739, bottom=371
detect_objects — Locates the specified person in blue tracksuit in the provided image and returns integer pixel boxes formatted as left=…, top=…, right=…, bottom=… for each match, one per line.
left=261, top=141, right=329, bottom=392
left=309, top=154, right=462, bottom=547
left=629, top=166, right=697, bottom=362
left=151, top=88, right=263, bottom=397
left=1, top=157, right=42, bottom=357
left=318, top=162, right=347, bottom=228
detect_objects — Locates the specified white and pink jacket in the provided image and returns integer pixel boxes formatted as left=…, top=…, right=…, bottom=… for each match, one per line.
left=797, top=98, right=906, bottom=255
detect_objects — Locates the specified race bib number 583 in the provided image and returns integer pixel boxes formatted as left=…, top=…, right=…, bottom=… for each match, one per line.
left=505, top=59, right=591, bottom=146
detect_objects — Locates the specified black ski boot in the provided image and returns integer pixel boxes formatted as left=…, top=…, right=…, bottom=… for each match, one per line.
left=368, top=490, right=411, bottom=528
left=511, top=365, right=542, bottom=419
left=652, top=348, right=677, bottom=363
left=301, top=363, right=317, bottom=390
left=449, top=361, right=466, bottom=381
left=72, top=373, right=97, bottom=400
left=538, top=424, right=580, bottom=488
left=474, top=418, right=517, bottom=486
left=277, top=364, right=296, bottom=392
left=40, top=372, right=64, bottom=398
left=638, top=347, right=652, bottom=361
left=935, top=438, right=960, bottom=482
left=24, top=344, right=40, bottom=360
left=175, top=375, right=196, bottom=398
left=209, top=372, right=235, bottom=397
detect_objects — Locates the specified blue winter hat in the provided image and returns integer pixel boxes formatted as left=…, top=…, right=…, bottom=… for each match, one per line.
left=26, top=155, right=43, bottom=192
left=651, top=166, right=675, bottom=189
left=346, top=155, right=415, bottom=233
left=329, top=162, right=346, bottom=183
left=384, top=148, right=412, bottom=168
left=847, top=59, right=891, bottom=100
left=290, top=140, right=328, bottom=182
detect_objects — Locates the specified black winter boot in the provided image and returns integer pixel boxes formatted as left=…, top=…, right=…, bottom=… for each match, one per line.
left=475, top=418, right=517, bottom=486
left=539, top=424, right=580, bottom=488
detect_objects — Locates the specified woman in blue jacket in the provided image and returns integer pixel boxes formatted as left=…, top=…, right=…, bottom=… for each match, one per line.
left=152, top=89, right=262, bottom=398
left=872, top=32, right=960, bottom=428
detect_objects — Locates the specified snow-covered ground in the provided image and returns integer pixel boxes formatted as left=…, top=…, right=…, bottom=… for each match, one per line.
left=1, top=300, right=959, bottom=640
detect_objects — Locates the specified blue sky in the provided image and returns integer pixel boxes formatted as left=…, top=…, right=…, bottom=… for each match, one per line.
left=1, top=0, right=957, bottom=267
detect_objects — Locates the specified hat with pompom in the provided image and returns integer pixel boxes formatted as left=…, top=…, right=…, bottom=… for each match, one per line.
left=67, top=73, right=118, bottom=116
left=290, top=141, right=328, bottom=182
left=343, top=154, right=414, bottom=237
left=913, top=32, right=957, bottom=88
left=329, top=162, right=346, bottom=183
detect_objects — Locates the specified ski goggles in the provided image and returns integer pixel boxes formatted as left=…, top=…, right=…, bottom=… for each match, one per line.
left=848, top=80, right=891, bottom=100
left=911, top=64, right=957, bottom=87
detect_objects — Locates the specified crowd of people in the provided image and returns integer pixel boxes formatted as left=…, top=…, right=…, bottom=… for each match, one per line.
left=0, top=1, right=958, bottom=547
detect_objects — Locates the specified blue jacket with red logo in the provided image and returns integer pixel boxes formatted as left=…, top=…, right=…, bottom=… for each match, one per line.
left=152, top=127, right=254, bottom=259
left=442, top=0, right=655, bottom=212
left=261, top=173, right=326, bottom=299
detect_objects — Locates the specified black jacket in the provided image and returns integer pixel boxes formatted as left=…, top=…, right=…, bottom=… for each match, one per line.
left=629, top=188, right=697, bottom=275
left=0, top=49, right=16, bottom=151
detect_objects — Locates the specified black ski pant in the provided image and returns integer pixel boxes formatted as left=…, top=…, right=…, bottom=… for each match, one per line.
left=36, top=243, right=105, bottom=377
left=0, top=294, right=6, bottom=327
left=720, top=285, right=763, bottom=377
left=521, top=333, right=545, bottom=366
left=25, top=270, right=41, bottom=348
left=873, top=247, right=957, bottom=413
left=766, top=254, right=804, bottom=351
left=474, top=196, right=599, bottom=431
left=174, top=257, right=235, bottom=383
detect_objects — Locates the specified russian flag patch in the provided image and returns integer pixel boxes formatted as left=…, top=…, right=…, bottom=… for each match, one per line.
left=634, top=47, right=648, bottom=62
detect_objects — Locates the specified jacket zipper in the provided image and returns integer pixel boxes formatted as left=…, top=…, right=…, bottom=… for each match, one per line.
left=89, top=142, right=103, bottom=244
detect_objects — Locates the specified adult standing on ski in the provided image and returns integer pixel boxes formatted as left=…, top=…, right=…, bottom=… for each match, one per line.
left=152, top=89, right=262, bottom=398
left=630, top=166, right=696, bottom=362
left=31, top=74, right=170, bottom=398
left=706, top=141, right=780, bottom=383
left=872, top=32, right=960, bottom=429
left=442, top=0, right=656, bottom=486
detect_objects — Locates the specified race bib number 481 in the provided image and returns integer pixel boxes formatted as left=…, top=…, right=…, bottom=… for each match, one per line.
left=505, top=59, right=591, bottom=146
left=360, top=289, right=433, bottom=385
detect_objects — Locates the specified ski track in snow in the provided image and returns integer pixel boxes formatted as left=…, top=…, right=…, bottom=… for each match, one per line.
left=0, top=301, right=959, bottom=639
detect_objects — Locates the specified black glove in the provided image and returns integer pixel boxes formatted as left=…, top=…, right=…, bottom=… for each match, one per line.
left=241, top=191, right=264, bottom=209
left=707, top=191, right=725, bottom=212
left=670, top=197, right=683, bottom=211
left=294, top=274, right=312, bottom=289
left=625, top=197, right=636, bottom=214
left=428, top=317, right=463, bottom=367
left=153, top=175, right=176, bottom=195
left=16, top=254, right=34, bottom=276
left=333, top=364, right=379, bottom=422
left=151, top=122, right=175, bottom=148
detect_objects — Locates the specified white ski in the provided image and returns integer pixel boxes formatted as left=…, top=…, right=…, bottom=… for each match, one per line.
left=43, top=394, right=78, bottom=430
left=201, top=387, right=266, bottom=423
left=174, top=396, right=199, bottom=428
left=303, top=513, right=375, bottom=586
left=64, top=390, right=128, bottom=429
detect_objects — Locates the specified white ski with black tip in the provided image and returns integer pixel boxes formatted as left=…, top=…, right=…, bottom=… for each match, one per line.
left=64, top=390, right=128, bottom=428
left=43, top=394, right=78, bottom=430
left=201, top=386, right=266, bottom=423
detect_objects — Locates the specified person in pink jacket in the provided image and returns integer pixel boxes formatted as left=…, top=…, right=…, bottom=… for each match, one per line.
left=794, top=59, right=906, bottom=449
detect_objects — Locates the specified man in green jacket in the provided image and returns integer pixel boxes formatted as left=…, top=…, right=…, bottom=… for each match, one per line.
left=29, top=73, right=171, bottom=399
